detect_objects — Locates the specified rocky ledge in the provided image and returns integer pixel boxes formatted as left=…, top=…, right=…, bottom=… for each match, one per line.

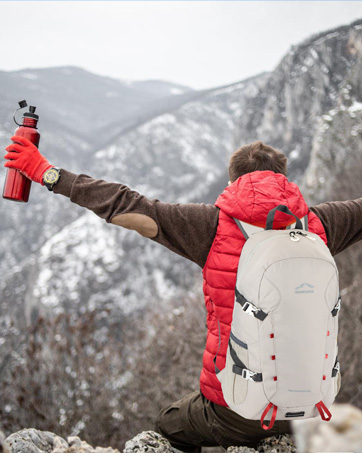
left=1, top=430, right=295, bottom=453
left=1, top=404, right=361, bottom=453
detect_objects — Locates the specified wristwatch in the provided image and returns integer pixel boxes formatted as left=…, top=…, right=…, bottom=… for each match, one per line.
left=43, top=167, right=61, bottom=191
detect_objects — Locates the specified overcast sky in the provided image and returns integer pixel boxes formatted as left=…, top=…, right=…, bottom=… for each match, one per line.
left=0, top=1, right=361, bottom=89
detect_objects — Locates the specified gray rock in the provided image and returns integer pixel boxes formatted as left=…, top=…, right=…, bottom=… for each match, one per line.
left=227, top=447, right=257, bottom=453
left=123, top=431, right=296, bottom=453
left=123, top=431, right=176, bottom=453
left=5, top=429, right=120, bottom=453
left=5, top=429, right=66, bottom=453
left=227, top=434, right=296, bottom=453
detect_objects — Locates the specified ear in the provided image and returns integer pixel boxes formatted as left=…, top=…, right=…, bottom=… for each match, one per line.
left=228, top=180, right=231, bottom=186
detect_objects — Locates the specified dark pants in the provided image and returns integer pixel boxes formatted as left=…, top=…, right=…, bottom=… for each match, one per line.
left=155, top=390, right=292, bottom=452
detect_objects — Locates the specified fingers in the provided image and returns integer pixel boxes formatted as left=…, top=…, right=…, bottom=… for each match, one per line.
left=4, top=152, right=19, bottom=161
left=10, top=135, right=32, bottom=146
left=4, top=160, right=17, bottom=169
left=5, top=143, right=24, bottom=153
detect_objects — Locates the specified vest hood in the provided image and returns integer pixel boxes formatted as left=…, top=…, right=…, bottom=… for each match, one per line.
left=215, top=171, right=309, bottom=228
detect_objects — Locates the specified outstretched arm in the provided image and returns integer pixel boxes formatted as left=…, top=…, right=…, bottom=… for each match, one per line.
left=4, top=137, right=219, bottom=267
left=310, top=199, right=362, bottom=256
left=53, top=170, right=219, bottom=267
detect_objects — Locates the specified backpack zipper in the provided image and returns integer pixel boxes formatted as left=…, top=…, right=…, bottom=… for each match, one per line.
left=290, top=231, right=316, bottom=241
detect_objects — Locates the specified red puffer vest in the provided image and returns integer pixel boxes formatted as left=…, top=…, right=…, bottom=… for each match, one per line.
left=201, top=171, right=327, bottom=406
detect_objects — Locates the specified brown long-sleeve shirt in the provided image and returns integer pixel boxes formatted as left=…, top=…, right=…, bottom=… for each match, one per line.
left=54, top=169, right=362, bottom=268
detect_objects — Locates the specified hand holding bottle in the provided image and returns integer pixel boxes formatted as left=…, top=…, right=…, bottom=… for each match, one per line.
left=4, top=136, right=52, bottom=185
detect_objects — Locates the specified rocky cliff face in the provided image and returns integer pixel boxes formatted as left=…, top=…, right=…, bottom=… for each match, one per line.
left=303, top=25, right=362, bottom=203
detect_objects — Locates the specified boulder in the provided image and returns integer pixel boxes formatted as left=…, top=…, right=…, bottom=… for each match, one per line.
left=5, top=429, right=120, bottom=453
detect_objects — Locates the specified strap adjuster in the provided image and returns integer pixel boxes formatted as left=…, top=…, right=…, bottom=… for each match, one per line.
left=242, top=302, right=258, bottom=315
left=241, top=368, right=258, bottom=380
left=235, top=289, right=268, bottom=321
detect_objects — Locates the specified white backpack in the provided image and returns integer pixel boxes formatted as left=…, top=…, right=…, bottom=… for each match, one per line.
left=216, top=205, right=341, bottom=430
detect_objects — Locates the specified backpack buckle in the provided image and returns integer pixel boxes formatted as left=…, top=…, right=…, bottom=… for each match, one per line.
left=242, top=302, right=258, bottom=315
left=241, top=368, right=257, bottom=380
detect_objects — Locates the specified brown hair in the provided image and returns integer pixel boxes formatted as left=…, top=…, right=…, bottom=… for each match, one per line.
left=228, top=141, right=288, bottom=182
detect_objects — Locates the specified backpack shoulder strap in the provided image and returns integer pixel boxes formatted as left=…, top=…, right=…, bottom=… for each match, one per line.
left=234, top=218, right=263, bottom=240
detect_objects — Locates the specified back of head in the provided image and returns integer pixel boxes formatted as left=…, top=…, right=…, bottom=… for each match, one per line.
left=228, top=141, right=288, bottom=182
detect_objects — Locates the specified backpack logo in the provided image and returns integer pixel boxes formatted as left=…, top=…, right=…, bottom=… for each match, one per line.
left=295, top=282, right=314, bottom=294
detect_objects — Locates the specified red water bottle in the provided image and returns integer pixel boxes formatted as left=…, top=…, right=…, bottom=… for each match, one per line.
left=3, top=100, right=41, bottom=202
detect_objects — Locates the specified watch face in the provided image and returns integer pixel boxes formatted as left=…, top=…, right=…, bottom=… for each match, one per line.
left=44, top=169, right=59, bottom=184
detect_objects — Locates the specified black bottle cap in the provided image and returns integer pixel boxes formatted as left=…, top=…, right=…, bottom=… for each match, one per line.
left=23, top=106, right=39, bottom=120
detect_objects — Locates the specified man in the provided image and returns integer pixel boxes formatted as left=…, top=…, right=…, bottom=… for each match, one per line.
left=4, top=138, right=362, bottom=450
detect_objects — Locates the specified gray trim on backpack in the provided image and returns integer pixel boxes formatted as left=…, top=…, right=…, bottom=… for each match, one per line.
left=230, top=331, right=248, bottom=349
left=234, top=218, right=266, bottom=240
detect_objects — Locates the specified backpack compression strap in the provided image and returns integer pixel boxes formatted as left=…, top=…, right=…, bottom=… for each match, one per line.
left=229, top=338, right=263, bottom=382
left=235, top=288, right=268, bottom=321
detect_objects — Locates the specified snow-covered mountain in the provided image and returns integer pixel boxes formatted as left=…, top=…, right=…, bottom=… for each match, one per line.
left=1, top=19, right=362, bottom=328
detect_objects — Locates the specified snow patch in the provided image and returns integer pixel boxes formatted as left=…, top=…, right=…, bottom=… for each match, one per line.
left=289, top=149, right=300, bottom=160
left=20, top=72, right=38, bottom=80
left=170, top=88, right=185, bottom=95
left=348, top=101, right=362, bottom=112
left=210, top=82, right=244, bottom=97
left=310, top=48, right=318, bottom=60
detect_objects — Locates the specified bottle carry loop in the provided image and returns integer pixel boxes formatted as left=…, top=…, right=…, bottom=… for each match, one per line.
left=261, top=402, right=278, bottom=430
